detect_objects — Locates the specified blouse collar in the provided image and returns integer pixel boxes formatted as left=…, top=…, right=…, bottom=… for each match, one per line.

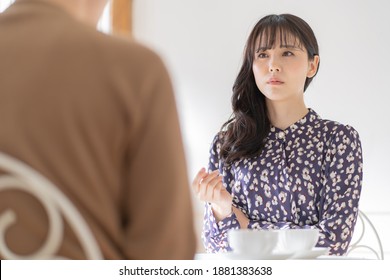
left=267, top=108, right=321, bottom=141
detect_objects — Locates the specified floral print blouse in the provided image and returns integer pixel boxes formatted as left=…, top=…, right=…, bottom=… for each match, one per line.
left=202, top=109, right=363, bottom=255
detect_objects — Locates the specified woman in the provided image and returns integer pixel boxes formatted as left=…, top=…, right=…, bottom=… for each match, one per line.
left=192, top=14, right=363, bottom=255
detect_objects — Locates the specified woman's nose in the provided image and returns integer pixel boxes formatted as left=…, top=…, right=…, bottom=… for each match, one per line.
left=269, top=58, right=281, bottom=72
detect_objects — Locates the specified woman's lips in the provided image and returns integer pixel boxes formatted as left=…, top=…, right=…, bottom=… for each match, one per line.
left=267, top=79, right=284, bottom=85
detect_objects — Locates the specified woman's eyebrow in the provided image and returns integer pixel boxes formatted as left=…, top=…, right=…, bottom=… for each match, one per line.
left=280, top=44, right=304, bottom=50
left=255, top=47, right=268, bottom=53
left=255, top=44, right=304, bottom=53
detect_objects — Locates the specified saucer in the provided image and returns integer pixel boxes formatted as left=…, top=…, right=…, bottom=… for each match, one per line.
left=288, top=247, right=329, bottom=259
left=220, top=251, right=294, bottom=260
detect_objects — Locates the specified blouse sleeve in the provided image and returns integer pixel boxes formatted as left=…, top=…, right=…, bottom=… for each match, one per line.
left=316, top=125, right=363, bottom=255
left=201, top=134, right=240, bottom=253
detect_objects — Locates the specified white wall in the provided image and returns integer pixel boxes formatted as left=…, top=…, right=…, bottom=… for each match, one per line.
left=134, top=0, right=390, bottom=257
left=0, top=0, right=14, bottom=13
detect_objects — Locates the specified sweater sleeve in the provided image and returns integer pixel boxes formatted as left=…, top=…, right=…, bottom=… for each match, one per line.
left=123, top=49, right=196, bottom=259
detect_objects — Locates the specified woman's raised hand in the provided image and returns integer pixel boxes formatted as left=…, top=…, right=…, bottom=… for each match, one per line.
left=191, top=168, right=232, bottom=221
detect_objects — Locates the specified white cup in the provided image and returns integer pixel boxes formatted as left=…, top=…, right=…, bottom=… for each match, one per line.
left=227, top=229, right=280, bottom=258
left=277, top=228, right=319, bottom=254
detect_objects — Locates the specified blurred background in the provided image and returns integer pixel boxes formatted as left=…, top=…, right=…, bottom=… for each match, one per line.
left=2, top=0, right=389, bottom=258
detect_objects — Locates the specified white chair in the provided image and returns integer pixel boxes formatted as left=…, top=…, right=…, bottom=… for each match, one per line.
left=0, top=152, right=103, bottom=259
left=346, top=210, right=384, bottom=260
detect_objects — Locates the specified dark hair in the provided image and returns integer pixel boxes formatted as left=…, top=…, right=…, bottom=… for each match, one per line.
left=220, top=14, right=319, bottom=164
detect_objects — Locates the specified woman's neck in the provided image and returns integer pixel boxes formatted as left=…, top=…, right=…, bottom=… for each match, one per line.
left=266, top=99, right=308, bottom=130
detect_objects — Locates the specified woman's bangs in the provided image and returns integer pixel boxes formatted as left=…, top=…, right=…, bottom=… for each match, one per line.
left=255, top=24, right=303, bottom=51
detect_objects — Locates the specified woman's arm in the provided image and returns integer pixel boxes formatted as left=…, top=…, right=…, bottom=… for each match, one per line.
left=315, top=125, right=363, bottom=255
left=197, top=134, right=242, bottom=253
left=232, top=206, right=249, bottom=228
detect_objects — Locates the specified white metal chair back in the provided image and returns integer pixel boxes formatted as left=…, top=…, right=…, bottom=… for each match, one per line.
left=346, top=210, right=384, bottom=260
left=0, top=152, right=103, bottom=259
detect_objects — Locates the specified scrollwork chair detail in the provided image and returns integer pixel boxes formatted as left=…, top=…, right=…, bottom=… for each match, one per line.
left=346, top=210, right=384, bottom=260
left=0, top=152, right=103, bottom=259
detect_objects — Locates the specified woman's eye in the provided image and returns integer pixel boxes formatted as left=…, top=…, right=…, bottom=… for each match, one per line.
left=283, top=51, right=294, bottom=56
left=257, top=53, right=268, bottom=58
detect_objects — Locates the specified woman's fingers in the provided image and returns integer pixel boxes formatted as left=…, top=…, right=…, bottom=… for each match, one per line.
left=191, top=168, right=233, bottom=208
left=198, top=170, right=220, bottom=198
left=205, top=176, right=223, bottom=201
left=191, top=168, right=233, bottom=220
left=199, top=175, right=224, bottom=202
left=191, top=167, right=207, bottom=193
left=201, top=170, right=220, bottom=185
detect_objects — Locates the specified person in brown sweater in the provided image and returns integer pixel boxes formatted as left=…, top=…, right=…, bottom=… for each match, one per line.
left=0, top=0, right=196, bottom=259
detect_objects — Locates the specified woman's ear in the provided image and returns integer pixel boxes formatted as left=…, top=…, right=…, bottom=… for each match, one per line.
left=307, top=55, right=320, bottom=78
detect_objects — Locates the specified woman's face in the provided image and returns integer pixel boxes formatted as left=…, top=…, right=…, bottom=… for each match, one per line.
left=252, top=34, right=319, bottom=104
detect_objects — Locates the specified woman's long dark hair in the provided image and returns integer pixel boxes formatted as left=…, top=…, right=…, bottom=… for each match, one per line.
left=220, top=14, right=320, bottom=164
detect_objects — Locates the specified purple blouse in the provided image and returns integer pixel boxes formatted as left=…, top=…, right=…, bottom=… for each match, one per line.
left=202, top=109, right=363, bottom=255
